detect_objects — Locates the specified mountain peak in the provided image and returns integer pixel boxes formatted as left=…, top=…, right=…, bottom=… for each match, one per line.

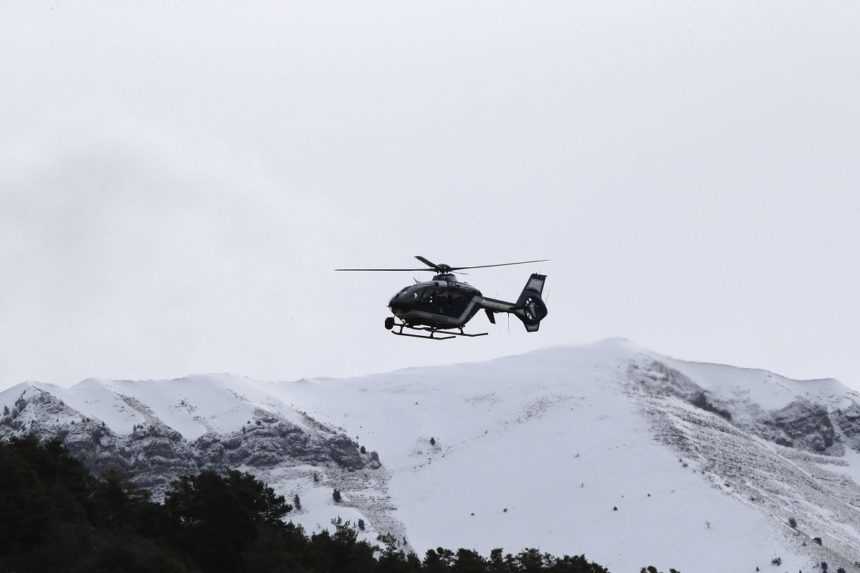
left=0, top=381, right=50, bottom=404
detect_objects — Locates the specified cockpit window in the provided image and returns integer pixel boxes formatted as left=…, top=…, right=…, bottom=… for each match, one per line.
left=421, top=287, right=436, bottom=303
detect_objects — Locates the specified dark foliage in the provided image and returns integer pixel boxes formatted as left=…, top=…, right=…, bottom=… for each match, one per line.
left=163, top=469, right=292, bottom=572
left=0, top=436, right=186, bottom=573
left=0, top=437, right=622, bottom=573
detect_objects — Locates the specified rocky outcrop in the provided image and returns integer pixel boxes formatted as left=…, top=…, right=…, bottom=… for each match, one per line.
left=0, top=386, right=380, bottom=495
left=760, top=400, right=838, bottom=454
left=195, top=417, right=376, bottom=472
left=832, top=404, right=860, bottom=450
left=631, top=360, right=851, bottom=456
left=631, top=361, right=736, bottom=423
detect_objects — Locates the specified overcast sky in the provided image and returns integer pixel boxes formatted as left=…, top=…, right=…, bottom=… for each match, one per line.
left=1, top=1, right=859, bottom=390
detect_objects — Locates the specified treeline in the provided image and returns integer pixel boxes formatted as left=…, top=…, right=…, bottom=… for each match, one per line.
left=0, top=437, right=669, bottom=573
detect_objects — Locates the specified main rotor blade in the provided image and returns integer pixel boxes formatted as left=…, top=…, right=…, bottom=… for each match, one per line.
left=334, top=267, right=435, bottom=272
left=448, top=259, right=550, bottom=271
left=414, top=256, right=439, bottom=269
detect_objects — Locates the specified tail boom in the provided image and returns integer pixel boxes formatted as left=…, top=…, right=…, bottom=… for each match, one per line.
left=478, top=273, right=548, bottom=333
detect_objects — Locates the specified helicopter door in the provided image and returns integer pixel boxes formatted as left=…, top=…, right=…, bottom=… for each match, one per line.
left=435, top=290, right=453, bottom=315
left=417, top=286, right=437, bottom=312
left=416, top=286, right=449, bottom=315
left=445, top=289, right=472, bottom=317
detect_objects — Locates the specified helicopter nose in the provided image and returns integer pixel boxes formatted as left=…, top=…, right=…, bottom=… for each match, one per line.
left=389, top=292, right=410, bottom=314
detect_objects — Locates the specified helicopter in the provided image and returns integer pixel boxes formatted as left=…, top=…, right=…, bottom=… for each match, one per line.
left=335, top=256, right=549, bottom=340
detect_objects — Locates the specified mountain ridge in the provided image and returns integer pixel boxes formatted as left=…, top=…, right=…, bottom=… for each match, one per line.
left=3, top=339, right=860, bottom=572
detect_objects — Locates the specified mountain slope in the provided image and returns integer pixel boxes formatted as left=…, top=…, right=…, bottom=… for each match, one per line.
left=3, top=339, right=860, bottom=572
left=270, top=340, right=846, bottom=572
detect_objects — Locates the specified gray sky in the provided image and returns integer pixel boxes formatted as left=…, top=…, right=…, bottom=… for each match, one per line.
left=2, top=1, right=859, bottom=390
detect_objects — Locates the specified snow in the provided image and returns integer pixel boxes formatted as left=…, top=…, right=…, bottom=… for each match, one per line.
left=660, top=355, right=855, bottom=411
left=266, top=340, right=813, bottom=572
left=56, top=379, right=150, bottom=434
left=7, top=338, right=860, bottom=571
left=287, top=479, right=380, bottom=541
left=39, top=374, right=312, bottom=440
left=0, top=382, right=32, bottom=408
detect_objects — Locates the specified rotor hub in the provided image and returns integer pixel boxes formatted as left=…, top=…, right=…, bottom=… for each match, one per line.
left=432, top=272, right=458, bottom=282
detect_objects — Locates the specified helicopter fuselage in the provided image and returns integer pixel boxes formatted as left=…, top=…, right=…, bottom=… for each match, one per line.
left=388, top=276, right=484, bottom=329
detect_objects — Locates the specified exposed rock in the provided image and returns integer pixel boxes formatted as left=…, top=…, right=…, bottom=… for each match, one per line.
left=0, top=386, right=381, bottom=496
left=761, top=400, right=838, bottom=454
left=632, top=360, right=847, bottom=456
left=833, top=404, right=860, bottom=451
left=690, top=391, right=733, bottom=422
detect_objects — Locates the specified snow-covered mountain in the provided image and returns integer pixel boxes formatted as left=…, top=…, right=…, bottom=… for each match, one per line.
left=3, top=339, right=860, bottom=572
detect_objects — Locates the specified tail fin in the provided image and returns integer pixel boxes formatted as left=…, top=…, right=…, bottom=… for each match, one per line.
left=513, top=274, right=548, bottom=332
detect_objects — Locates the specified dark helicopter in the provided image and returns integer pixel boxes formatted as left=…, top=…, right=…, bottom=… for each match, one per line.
left=335, top=256, right=549, bottom=340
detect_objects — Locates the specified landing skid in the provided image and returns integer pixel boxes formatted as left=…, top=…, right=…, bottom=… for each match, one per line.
left=386, top=320, right=488, bottom=341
